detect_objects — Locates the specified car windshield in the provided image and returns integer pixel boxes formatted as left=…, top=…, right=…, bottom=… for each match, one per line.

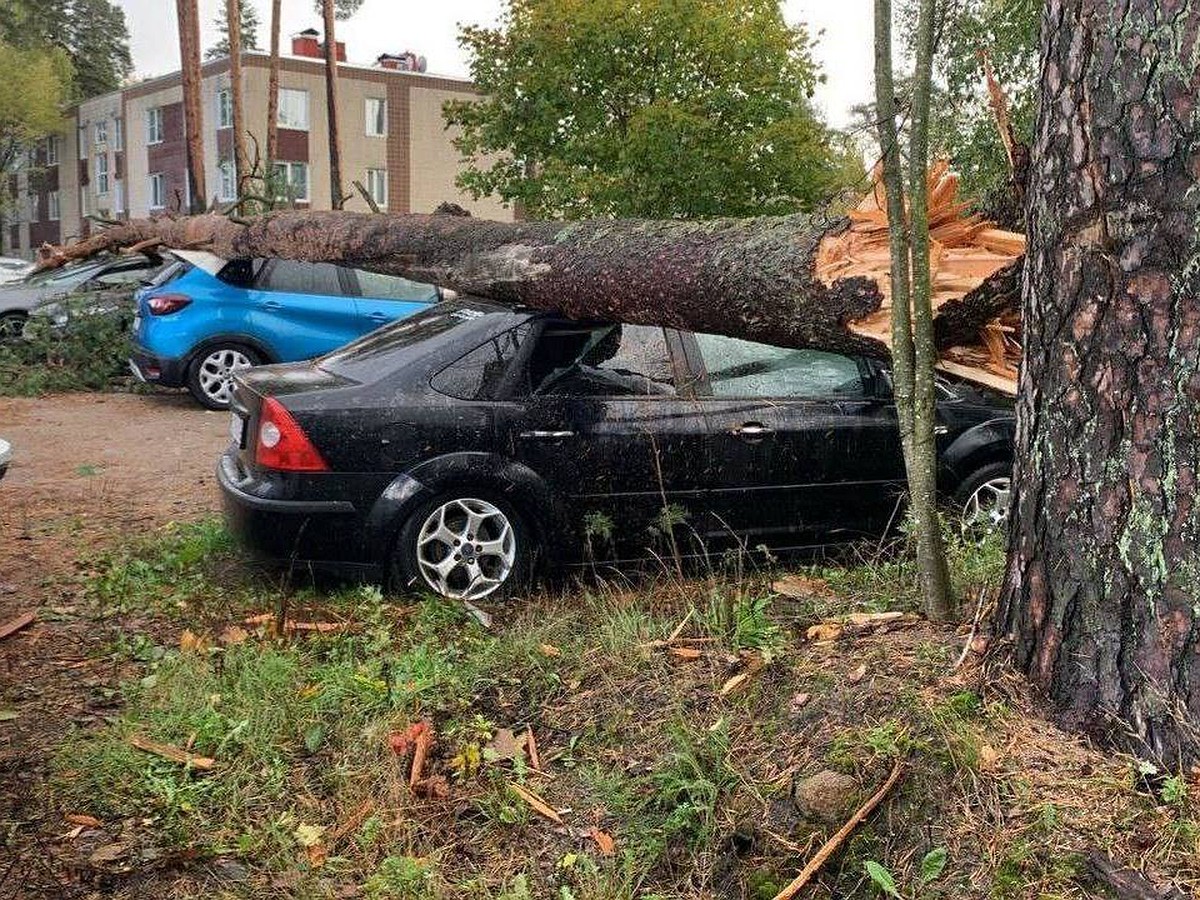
left=316, top=299, right=502, bottom=382
left=23, top=261, right=105, bottom=288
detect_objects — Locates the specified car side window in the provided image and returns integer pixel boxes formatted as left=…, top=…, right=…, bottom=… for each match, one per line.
left=355, top=269, right=439, bottom=302
left=259, top=260, right=347, bottom=296
left=526, top=323, right=676, bottom=397
left=431, top=325, right=532, bottom=401
left=694, top=333, right=865, bottom=399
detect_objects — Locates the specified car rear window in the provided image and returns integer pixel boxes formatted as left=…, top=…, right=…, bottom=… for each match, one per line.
left=354, top=269, right=439, bottom=302
left=257, top=260, right=347, bottom=296
left=316, top=300, right=498, bottom=383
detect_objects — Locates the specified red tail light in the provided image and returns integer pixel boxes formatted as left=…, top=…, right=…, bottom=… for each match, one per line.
left=147, top=293, right=192, bottom=315
left=254, top=397, right=329, bottom=472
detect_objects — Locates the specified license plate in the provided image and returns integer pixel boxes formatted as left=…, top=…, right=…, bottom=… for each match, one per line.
left=229, top=412, right=246, bottom=447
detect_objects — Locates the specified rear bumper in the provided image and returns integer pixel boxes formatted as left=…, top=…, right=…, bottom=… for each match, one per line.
left=129, top=346, right=188, bottom=387
left=218, top=451, right=377, bottom=574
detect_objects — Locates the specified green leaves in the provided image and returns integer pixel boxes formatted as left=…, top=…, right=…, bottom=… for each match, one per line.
left=446, top=0, right=862, bottom=220
left=920, top=846, right=948, bottom=883
left=864, top=860, right=901, bottom=897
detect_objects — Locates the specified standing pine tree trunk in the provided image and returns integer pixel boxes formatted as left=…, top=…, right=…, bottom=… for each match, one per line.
left=1000, top=0, right=1200, bottom=766
left=874, top=0, right=952, bottom=621
left=266, top=0, right=281, bottom=173
left=225, top=0, right=249, bottom=195
left=321, top=0, right=344, bottom=209
left=176, top=0, right=206, bottom=213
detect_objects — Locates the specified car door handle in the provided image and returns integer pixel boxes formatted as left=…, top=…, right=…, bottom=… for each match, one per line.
left=733, top=422, right=773, bottom=442
left=519, top=430, right=575, bottom=440
left=262, top=299, right=283, bottom=310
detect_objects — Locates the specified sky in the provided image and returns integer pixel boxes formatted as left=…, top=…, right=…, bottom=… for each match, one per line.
left=116, top=0, right=875, bottom=128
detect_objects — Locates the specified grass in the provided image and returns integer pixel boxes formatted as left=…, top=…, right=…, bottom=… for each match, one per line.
left=46, top=523, right=1200, bottom=898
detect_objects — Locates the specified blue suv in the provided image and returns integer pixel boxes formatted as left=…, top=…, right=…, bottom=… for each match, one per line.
left=130, top=251, right=439, bottom=408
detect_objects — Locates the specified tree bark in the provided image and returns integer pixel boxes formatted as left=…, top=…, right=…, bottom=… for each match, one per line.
left=36, top=208, right=1021, bottom=358
left=266, top=0, right=281, bottom=169
left=176, top=0, right=206, bottom=213
left=225, top=0, right=249, bottom=195
left=321, top=0, right=344, bottom=209
left=999, top=0, right=1200, bottom=766
left=875, top=0, right=952, bottom=620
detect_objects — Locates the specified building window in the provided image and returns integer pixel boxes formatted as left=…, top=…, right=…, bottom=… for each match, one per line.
left=365, top=98, right=386, bottom=136
left=45, top=136, right=58, bottom=165
left=149, top=172, right=165, bottom=209
left=48, top=190, right=60, bottom=221
left=147, top=107, right=164, bottom=144
left=94, top=121, right=107, bottom=146
left=271, top=161, right=309, bottom=202
left=113, top=180, right=124, bottom=213
left=218, top=160, right=236, bottom=201
left=113, top=118, right=123, bottom=151
left=277, top=88, right=308, bottom=130
left=26, top=194, right=37, bottom=223
left=366, top=168, right=387, bottom=209
left=216, top=88, right=232, bottom=129
left=95, top=154, right=109, bottom=195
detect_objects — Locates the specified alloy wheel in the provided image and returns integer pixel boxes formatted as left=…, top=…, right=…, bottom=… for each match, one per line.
left=197, top=348, right=253, bottom=406
left=415, top=498, right=517, bottom=600
left=961, top=476, right=1011, bottom=535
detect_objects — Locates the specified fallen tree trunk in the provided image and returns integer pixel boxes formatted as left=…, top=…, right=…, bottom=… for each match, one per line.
left=40, top=167, right=1024, bottom=388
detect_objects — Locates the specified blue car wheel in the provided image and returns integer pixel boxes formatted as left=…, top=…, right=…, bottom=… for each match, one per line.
left=187, top=343, right=262, bottom=409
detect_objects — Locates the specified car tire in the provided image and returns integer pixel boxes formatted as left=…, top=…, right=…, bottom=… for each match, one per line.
left=186, top=343, right=262, bottom=410
left=390, top=490, right=535, bottom=601
left=954, top=461, right=1012, bottom=536
left=0, top=311, right=26, bottom=341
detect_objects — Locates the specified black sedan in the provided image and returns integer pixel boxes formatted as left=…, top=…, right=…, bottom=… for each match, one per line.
left=218, top=298, right=1014, bottom=600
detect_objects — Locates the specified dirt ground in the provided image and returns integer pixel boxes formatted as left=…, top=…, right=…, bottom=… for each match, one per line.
left=0, top=392, right=228, bottom=897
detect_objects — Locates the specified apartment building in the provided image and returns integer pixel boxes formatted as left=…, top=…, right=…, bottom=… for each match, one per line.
left=3, top=32, right=512, bottom=258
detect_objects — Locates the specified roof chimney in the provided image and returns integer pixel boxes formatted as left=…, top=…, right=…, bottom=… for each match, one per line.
left=292, top=28, right=321, bottom=58
left=376, top=52, right=427, bottom=72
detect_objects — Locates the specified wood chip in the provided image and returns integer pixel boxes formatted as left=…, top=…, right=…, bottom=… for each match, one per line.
left=539, top=643, right=562, bottom=658
left=589, top=827, right=616, bottom=856
left=508, top=782, right=563, bottom=824
left=65, top=813, right=102, bottom=828
left=526, top=727, right=542, bottom=771
left=128, top=734, right=216, bottom=770
left=806, top=622, right=843, bottom=642
left=719, top=671, right=757, bottom=697
left=847, top=664, right=868, bottom=684
left=668, top=646, right=703, bottom=661
left=485, top=727, right=527, bottom=762
left=0, top=611, right=36, bottom=641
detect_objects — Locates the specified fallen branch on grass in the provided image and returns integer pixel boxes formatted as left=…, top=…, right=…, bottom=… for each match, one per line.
left=770, top=757, right=905, bottom=900
left=0, top=611, right=35, bottom=641
left=1085, top=850, right=1189, bottom=900
left=508, top=782, right=563, bottom=824
left=128, top=734, right=217, bottom=770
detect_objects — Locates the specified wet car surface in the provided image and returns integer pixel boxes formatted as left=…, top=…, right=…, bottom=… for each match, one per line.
left=219, top=298, right=1015, bottom=599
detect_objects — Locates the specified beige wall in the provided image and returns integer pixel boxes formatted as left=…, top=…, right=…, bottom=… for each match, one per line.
left=407, top=84, right=510, bottom=220
left=76, top=92, right=123, bottom=221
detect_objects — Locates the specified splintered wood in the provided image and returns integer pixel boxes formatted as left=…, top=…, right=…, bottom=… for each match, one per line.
left=815, top=161, right=1024, bottom=395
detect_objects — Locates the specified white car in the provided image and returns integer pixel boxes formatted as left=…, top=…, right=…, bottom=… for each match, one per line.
left=0, top=438, right=10, bottom=480
left=0, top=257, right=33, bottom=286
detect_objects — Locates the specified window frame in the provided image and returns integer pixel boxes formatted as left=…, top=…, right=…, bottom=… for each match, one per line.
left=148, top=172, right=166, bottom=209
left=366, top=168, right=387, bottom=209
left=146, top=107, right=164, bottom=145
left=365, top=97, right=387, bottom=136
left=678, top=330, right=876, bottom=401
left=26, top=193, right=38, bottom=224
left=45, top=136, right=58, bottom=165
left=271, top=161, right=309, bottom=202
left=216, top=88, right=232, bottom=129
left=94, top=121, right=107, bottom=147
left=47, top=190, right=60, bottom=221
left=95, top=153, right=110, bottom=195
left=277, top=88, right=309, bottom=130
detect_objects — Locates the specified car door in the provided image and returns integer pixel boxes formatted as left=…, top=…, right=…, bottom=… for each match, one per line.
left=248, top=260, right=361, bottom=360
left=493, top=320, right=711, bottom=561
left=683, top=331, right=906, bottom=544
left=350, top=269, right=440, bottom=335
